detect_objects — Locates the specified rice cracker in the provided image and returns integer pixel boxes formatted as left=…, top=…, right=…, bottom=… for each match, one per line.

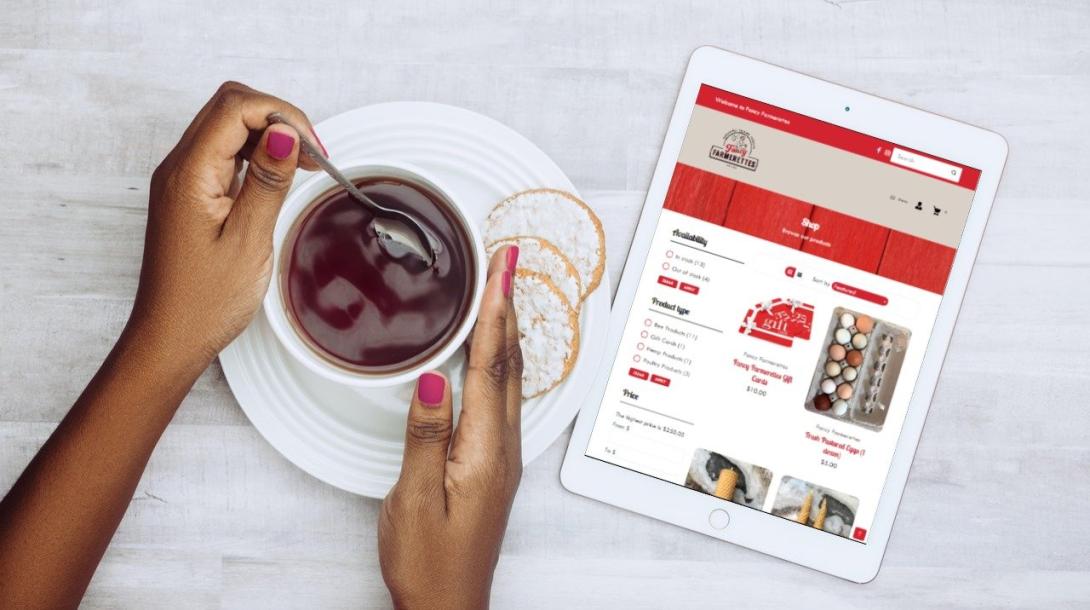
left=484, top=188, right=605, bottom=302
left=511, top=269, right=580, bottom=398
left=487, top=236, right=582, bottom=308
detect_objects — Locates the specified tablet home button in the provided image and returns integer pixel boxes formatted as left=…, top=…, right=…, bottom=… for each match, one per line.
left=708, top=508, right=730, bottom=529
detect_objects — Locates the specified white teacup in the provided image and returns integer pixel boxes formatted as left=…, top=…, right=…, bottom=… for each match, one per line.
left=263, top=159, right=487, bottom=388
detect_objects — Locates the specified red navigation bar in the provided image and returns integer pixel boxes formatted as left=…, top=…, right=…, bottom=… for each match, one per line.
left=663, top=163, right=957, bottom=294
left=695, top=85, right=980, bottom=190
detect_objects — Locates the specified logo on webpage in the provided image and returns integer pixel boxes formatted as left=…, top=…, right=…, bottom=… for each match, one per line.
left=710, top=129, right=759, bottom=171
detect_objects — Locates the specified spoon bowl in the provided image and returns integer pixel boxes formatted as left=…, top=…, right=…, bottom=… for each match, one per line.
left=266, top=113, right=439, bottom=267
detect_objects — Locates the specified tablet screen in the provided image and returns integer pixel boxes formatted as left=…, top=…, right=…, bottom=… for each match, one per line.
left=585, top=84, right=981, bottom=543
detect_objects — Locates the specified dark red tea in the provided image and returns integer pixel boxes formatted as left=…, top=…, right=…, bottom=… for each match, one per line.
left=283, top=177, right=474, bottom=373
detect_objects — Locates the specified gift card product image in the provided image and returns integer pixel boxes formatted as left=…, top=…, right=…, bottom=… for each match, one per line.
left=739, top=298, right=815, bottom=347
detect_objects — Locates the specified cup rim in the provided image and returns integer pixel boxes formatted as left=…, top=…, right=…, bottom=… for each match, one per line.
left=263, top=158, right=487, bottom=388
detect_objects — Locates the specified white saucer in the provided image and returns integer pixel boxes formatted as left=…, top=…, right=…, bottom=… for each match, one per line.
left=220, top=102, right=609, bottom=498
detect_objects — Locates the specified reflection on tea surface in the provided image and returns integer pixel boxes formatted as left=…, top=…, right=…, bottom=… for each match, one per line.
left=284, top=178, right=473, bottom=373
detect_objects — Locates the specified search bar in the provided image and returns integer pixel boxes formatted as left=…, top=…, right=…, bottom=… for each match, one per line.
left=890, top=148, right=962, bottom=182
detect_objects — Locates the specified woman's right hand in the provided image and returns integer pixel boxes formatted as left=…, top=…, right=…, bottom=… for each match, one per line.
left=133, top=81, right=323, bottom=365
left=378, top=246, right=523, bottom=610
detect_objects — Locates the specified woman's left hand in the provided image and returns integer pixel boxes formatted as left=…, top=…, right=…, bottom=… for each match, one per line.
left=378, top=246, right=523, bottom=610
left=131, top=81, right=325, bottom=363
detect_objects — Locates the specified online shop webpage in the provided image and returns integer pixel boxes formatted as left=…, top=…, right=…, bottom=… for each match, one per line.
left=585, top=84, right=980, bottom=543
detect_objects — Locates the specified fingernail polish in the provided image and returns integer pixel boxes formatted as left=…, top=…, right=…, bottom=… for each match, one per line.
left=506, top=245, right=520, bottom=271
left=502, top=270, right=513, bottom=298
left=308, top=126, right=329, bottom=158
left=418, top=372, right=445, bottom=406
left=266, top=131, right=295, bottom=160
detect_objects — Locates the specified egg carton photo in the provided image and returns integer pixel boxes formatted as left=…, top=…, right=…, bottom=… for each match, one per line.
left=803, top=307, right=911, bottom=432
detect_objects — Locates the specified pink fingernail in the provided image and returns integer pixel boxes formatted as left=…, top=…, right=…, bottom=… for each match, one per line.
left=266, top=131, right=295, bottom=160
left=502, top=270, right=513, bottom=298
left=308, top=126, right=329, bottom=158
left=506, top=245, right=520, bottom=271
left=418, top=372, right=445, bottom=407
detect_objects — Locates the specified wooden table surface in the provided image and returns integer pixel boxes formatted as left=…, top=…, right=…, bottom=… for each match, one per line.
left=2, top=1, right=1088, bottom=607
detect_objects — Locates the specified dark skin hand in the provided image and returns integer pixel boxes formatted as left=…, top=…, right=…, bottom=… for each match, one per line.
left=380, top=246, right=523, bottom=610
left=0, top=81, right=524, bottom=609
left=0, top=81, right=320, bottom=608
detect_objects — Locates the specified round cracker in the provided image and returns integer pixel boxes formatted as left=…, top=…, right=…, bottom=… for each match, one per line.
left=512, top=269, right=580, bottom=399
left=487, top=236, right=582, bottom=309
left=485, top=188, right=605, bottom=302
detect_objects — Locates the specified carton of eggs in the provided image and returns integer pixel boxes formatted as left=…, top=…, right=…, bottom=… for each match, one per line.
left=807, top=307, right=911, bottom=431
left=809, top=308, right=878, bottom=422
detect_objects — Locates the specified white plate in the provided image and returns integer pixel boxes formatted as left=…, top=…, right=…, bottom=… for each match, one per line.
left=220, top=102, right=609, bottom=498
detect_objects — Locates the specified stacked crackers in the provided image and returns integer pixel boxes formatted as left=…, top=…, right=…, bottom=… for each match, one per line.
left=484, top=189, right=605, bottom=398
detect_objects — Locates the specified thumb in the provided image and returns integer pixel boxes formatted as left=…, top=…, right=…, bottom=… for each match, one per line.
left=226, top=123, right=299, bottom=240
left=397, top=371, right=453, bottom=501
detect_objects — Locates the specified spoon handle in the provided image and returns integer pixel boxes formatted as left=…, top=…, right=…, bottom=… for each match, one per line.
left=264, top=112, right=438, bottom=267
left=267, top=114, right=382, bottom=212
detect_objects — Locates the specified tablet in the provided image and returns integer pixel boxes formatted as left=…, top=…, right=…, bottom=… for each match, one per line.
left=561, top=46, right=1008, bottom=582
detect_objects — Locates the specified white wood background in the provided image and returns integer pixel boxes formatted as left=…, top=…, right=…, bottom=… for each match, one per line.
left=2, top=1, right=1088, bottom=607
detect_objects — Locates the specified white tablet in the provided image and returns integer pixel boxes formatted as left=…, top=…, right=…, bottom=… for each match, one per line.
left=561, top=46, right=1008, bottom=582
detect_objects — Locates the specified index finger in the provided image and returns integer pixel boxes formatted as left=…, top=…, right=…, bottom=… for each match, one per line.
left=183, top=81, right=322, bottom=172
left=449, top=256, right=515, bottom=465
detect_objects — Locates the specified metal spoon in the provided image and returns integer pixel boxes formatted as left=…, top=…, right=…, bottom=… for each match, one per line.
left=266, top=113, right=439, bottom=267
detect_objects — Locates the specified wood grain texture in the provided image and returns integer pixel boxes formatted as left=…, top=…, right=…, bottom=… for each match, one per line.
left=662, top=162, right=737, bottom=225
left=879, top=231, right=958, bottom=294
left=2, top=1, right=1088, bottom=608
left=723, top=182, right=815, bottom=248
left=803, top=207, right=890, bottom=272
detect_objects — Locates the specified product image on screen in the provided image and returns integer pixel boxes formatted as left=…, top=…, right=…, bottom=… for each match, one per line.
left=585, top=84, right=982, bottom=543
left=684, top=449, right=773, bottom=508
left=804, top=308, right=911, bottom=432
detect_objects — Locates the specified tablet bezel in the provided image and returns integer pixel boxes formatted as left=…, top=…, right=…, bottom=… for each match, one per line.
left=561, top=45, right=1008, bottom=583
